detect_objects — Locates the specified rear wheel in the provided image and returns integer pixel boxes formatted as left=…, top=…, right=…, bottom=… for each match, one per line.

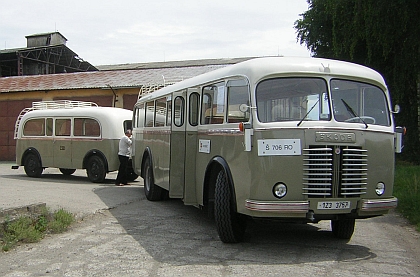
left=59, top=168, right=76, bottom=175
left=143, top=156, right=162, bottom=201
left=214, top=170, right=247, bottom=243
left=86, top=156, right=106, bottom=183
left=331, top=218, right=355, bottom=240
left=24, top=153, right=43, bottom=178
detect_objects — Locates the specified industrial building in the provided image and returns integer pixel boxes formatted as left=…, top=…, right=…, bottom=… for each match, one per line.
left=0, top=32, right=252, bottom=161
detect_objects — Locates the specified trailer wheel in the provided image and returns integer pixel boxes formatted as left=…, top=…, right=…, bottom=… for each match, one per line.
left=59, top=168, right=76, bottom=175
left=24, top=153, right=43, bottom=178
left=143, top=156, right=162, bottom=201
left=214, top=170, right=247, bottom=243
left=86, top=155, right=106, bottom=183
left=331, top=218, right=355, bottom=240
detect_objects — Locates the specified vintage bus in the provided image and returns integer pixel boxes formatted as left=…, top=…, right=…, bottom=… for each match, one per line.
left=132, top=57, right=402, bottom=243
left=14, top=100, right=135, bottom=183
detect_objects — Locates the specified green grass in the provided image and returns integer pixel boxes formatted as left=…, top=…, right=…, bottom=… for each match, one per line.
left=394, top=163, right=420, bottom=232
left=0, top=207, right=74, bottom=251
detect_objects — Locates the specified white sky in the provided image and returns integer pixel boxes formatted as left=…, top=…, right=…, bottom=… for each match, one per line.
left=1, top=0, right=311, bottom=66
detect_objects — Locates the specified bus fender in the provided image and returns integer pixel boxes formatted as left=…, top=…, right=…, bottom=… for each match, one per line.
left=22, top=148, right=42, bottom=166
left=140, top=147, right=153, bottom=178
left=83, top=150, right=109, bottom=172
left=204, top=156, right=238, bottom=213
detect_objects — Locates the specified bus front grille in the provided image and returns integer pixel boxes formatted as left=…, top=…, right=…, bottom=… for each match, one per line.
left=302, top=146, right=367, bottom=198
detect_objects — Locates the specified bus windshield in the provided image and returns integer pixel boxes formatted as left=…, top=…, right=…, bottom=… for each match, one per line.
left=256, top=77, right=330, bottom=123
left=330, top=79, right=390, bottom=126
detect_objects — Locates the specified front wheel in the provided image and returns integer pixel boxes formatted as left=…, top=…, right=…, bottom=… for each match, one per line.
left=24, top=153, right=43, bottom=178
left=214, top=170, right=247, bottom=243
left=86, top=156, right=106, bottom=183
left=331, top=218, right=355, bottom=240
left=143, top=156, right=162, bottom=201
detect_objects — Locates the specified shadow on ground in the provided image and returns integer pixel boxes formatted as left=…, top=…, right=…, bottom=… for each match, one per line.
left=94, top=186, right=377, bottom=266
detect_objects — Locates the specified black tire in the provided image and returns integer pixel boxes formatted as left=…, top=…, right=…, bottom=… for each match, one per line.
left=59, top=168, right=76, bottom=175
left=86, top=156, right=106, bottom=183
left=214, top=170, right=247, bottom=243
left=24, top=153, right=43, bottom=178
left=331, top=218, right=355, bottom=240
left=143, top=156, right=162, bottom=201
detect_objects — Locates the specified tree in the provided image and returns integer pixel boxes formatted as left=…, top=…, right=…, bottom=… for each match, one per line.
left=295, top=0, right=420, bottom=163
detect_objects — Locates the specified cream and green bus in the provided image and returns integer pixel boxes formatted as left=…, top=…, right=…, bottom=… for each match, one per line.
left=14, top=101, right=135, bottom=183
left=132, top=57, right=402, bottom=243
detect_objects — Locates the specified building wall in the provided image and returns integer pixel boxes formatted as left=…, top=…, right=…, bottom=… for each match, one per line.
left=0, top=87, right=139, bottom=161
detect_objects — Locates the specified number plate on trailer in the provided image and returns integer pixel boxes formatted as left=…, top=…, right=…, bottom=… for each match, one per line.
left=317, top=201, right=350, bottom=210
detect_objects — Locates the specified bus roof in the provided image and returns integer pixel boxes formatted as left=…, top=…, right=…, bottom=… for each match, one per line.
left=20, top=106, right=132, bottom=119
left=138, top=56, right=387, bottom=102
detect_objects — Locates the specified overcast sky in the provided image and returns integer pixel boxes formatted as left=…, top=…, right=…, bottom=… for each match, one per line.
left=1, top=0, right=311, bottom=66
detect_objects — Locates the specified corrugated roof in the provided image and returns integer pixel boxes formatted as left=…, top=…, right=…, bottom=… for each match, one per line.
left=96, top=57, right=254, bottom=71
left=0, top=64, right=228, bottom=93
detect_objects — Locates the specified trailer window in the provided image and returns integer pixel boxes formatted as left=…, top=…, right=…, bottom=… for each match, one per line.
left=23, top=118, right=45, bottom=136
left=74, top=118, right=100, bottom=137
left=55, top=119, right=71, bottom=136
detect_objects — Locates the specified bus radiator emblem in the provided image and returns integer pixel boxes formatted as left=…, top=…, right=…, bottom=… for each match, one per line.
left=315, top=132, right=356, bottom=143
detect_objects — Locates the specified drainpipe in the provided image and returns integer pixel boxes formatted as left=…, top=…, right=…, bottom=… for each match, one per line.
left=106, top=84, right=117, bottom=107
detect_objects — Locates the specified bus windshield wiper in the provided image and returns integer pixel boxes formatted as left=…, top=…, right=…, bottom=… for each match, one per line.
left=341, top=99, right=368, bottom=128
left=297, top=99, right=319, bottom=127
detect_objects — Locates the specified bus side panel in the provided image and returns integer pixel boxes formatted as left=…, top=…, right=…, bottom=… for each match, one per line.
left=154, top=130, right=170, bottom=190
left=184, top=131, right=198, bottom=205
left=71, top=139, right=120, bottom=171
left=16, top=138, right=54, bottom=166
left=169, top=131, right=185, bottom=198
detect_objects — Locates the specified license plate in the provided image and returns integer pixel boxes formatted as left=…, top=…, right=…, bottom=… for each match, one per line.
left=317, top=201, right=350, bottom=210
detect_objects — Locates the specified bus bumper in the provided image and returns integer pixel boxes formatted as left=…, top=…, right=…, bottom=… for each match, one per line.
left=245, top=200, right=309, bottom=213
left=244, top=197, right=398, bottom=217
left=360, top=197, right=398, bottom=211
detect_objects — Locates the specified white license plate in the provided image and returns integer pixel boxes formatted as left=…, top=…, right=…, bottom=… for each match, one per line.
left=317, top=201, right=350, bottom=210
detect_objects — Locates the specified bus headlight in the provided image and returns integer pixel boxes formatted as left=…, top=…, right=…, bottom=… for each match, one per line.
left=375, top=182, right=385, bottom=196
left=273, top=183, right=287, bottom=198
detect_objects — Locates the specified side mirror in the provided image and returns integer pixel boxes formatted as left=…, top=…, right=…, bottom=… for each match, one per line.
left=393, top=104, right=401, bottom=114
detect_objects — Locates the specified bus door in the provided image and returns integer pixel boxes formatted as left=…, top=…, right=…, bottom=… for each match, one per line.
left=169, top=90, right=187, bottom=198
left=53, top=118, right=73, bottom=169
left=169, top=88, right=199, bottom=205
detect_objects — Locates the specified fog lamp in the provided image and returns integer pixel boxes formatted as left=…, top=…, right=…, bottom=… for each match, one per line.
left=375, top=182, right=385, bottom=196
left=273, top=183, right=287, bottom=199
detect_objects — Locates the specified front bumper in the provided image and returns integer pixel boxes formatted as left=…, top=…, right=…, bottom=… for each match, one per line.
left=244, top=197, right=398, bottom=217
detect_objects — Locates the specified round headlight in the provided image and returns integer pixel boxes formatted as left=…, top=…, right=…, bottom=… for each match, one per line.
left=273, top=183, right=287, bottom=198
left=375, top=182, right=385, bottom=196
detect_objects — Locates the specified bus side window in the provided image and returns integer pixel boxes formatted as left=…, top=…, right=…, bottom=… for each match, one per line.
left=145, top=101, right=155, bottom=127
left=189, top=93, right=200, bottom=126
left=202, top=82, right=225, bottom=124
left=155, top=97, right=166, bottom=127
left=134, top=103, right=145, bottom=128
left=74, top=118, right=100, bottom=137
left=55, top=119, right=71, bottom=136
left=174, top=96, right=184, bottom=127
left=46, top=118, right=53, bottom=136
left=23, top=118, right=45, bottom=136
left=227, top=79, right=250, bottom=123
left=166, top=97, right=172, bottom=126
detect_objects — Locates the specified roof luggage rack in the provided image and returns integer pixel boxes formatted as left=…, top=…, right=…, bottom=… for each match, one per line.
left=14, top=100, right=98, bottom=139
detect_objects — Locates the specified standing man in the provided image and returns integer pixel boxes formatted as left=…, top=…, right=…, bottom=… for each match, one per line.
left=115, top=129, right=132, bottom=186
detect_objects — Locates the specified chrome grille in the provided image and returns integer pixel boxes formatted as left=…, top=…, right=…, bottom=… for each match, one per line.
left=303, top=146, right=367, bottom=198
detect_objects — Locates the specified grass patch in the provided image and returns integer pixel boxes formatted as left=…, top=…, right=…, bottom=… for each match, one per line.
left=394, top=163, right=420, bottom=232
left=0, top=207, right=74, bottom=251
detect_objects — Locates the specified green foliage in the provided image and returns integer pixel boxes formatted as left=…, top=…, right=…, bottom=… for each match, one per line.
left=0, top=207, right=74, bottom=251
left=394, top=163, right=420, bottom=231
left=295, top=0, right=420, bottom=163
